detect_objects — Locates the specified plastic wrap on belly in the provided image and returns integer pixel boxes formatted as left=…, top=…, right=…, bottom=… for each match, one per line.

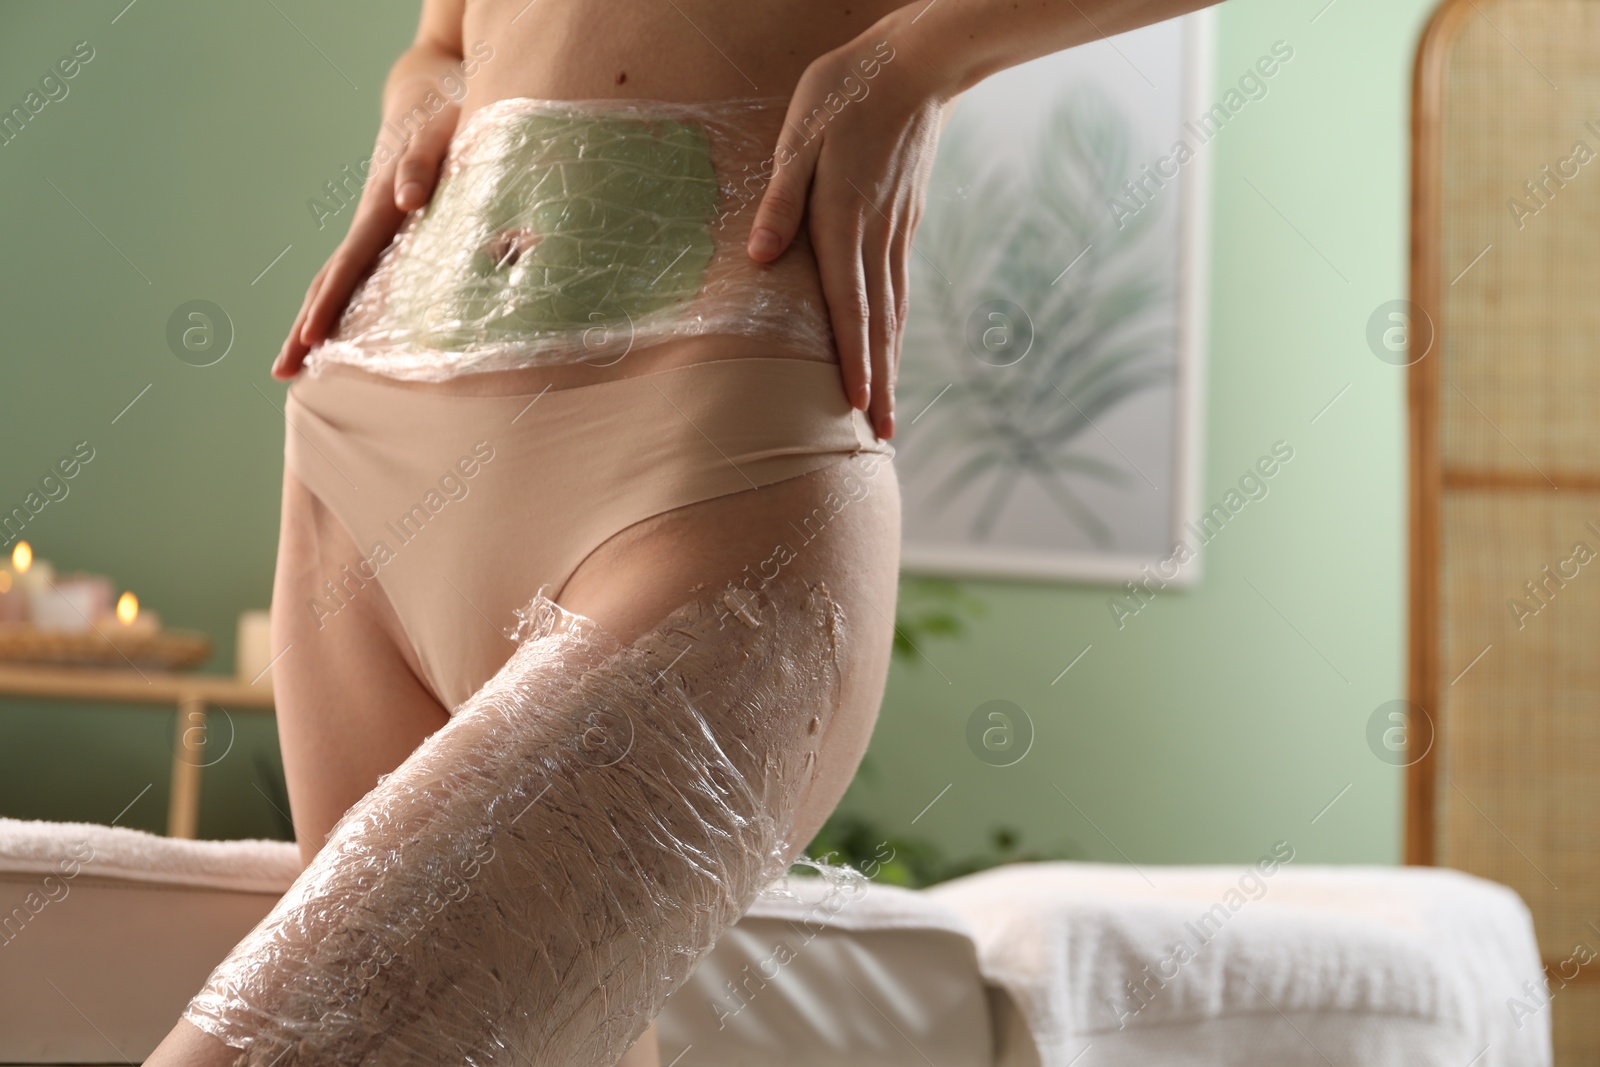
left=181, top=572, right=850, bottom=1066
left=306, top=96, right=834, bottom=380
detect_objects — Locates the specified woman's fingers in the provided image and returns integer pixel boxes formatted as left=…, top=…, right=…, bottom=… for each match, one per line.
left=298, top=191, right=406, bottom=349
left=305, top=114, right=453, bottom=343
left=276, top=103, right=460, bottom=376
left=272, top=263, right=331, bottom=379
left=748, top=100, right=825, bottom=263
left=866, top=229, right=897, bottom=440
left=395, top=104, right=458, bottom=211
left=813, top=212, right=872, bottom=412
left=882, top=212, right=910, bottom=440
left=751, top=48, right=945, bottom=431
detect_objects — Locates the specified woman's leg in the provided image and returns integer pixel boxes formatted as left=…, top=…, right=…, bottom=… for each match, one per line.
left=267, top=474, right=682, bottom=1063
left=272, top=467, right=455, bottom=866
left=146, top=471, right=458, bottom=1067
left=154, top=454, right=897, bottom=1067
left=148, top=468, right=670, bottom=1067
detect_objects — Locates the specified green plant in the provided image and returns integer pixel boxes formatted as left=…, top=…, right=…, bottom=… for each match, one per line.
left=891, top=575, right=988, bottom=664
left=801, top=814, right=1082, bottom=889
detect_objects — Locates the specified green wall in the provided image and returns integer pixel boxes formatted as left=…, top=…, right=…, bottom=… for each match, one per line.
left=0, top=0, right=1433, bottom=861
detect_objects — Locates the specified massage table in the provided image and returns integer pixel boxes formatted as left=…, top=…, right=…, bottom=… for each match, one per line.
left=0, top=818, right=1549, bottom=1065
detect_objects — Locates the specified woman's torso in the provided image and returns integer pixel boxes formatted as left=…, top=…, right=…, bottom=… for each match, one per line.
left=320, top=0, right=910, bottom=398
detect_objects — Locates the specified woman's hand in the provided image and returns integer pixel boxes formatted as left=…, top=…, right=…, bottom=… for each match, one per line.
left=271, top=86, right=460, bottom=380
left=747, top=33, right=950, bottom=442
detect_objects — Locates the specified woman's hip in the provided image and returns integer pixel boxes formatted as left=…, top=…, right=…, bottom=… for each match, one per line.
left=280, top=355, right=895, bottom=709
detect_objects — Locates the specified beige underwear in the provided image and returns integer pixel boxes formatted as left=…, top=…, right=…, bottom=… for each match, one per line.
left=284, top=356, right=891, bottom=710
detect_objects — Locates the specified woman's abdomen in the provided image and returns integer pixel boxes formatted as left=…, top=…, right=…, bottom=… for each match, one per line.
left=313, top=95, right=841, bottom=387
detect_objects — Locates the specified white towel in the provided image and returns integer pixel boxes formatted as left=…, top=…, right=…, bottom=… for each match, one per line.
left=0, top=817, right=302, bottom=895
left=928, top=862, right=1551, bottom=1067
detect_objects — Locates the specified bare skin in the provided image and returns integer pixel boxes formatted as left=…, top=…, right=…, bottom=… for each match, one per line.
left=149, top=0, right=1219, bottom=1063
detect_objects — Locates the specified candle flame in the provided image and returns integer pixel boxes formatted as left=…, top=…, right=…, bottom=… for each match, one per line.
left=11, top=542, right=31, bottom=573
left=116, top=592, right=139, bottom=625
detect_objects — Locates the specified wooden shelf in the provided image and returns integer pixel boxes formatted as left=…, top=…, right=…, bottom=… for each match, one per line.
left=0, top=664, right=274, bottom=708
left=0, top=663, right=276, bottom=839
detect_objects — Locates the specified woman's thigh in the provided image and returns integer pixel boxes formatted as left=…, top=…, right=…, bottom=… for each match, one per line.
left=556, top=452, right=902, bottom=860
left=272, top=468, right=451, bottom=866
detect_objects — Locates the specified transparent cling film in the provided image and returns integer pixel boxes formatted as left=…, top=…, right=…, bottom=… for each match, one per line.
left=182, top=573, right=855, bottom=1066
left=307, top=96, right=835, bottom=380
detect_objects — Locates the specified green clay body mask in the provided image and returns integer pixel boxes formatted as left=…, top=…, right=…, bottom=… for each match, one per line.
left=313, top=97, right=833, bottom=379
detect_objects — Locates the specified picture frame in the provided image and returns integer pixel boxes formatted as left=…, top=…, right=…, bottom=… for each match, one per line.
left=895, top=9, right=1216, bottom=586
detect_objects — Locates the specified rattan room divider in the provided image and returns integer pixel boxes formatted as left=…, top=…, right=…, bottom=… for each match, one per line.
left=1409, top=0, right=1600, bottom=1056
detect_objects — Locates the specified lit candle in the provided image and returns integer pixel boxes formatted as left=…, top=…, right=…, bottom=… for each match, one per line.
left=112, top=591, right=158, bottom=635
left=12, top=547, right=52, bottom=588
left=10, top=542, right=53, bottom=593
left=0, top=564, right=24, bottom=624
left=12, top=542, right=59, bottom=627
left=3, top=542, right=38, bottom=622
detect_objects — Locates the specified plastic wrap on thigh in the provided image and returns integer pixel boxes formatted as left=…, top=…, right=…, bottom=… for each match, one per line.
left=182, top=572, right=848, bottom=1066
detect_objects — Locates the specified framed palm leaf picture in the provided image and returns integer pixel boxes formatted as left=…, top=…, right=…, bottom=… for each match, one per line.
left=897, top=9, right=1214, bottom=585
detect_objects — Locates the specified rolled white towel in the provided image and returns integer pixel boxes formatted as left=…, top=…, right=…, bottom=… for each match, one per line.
left=0, top=816, right=302, bottom=895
